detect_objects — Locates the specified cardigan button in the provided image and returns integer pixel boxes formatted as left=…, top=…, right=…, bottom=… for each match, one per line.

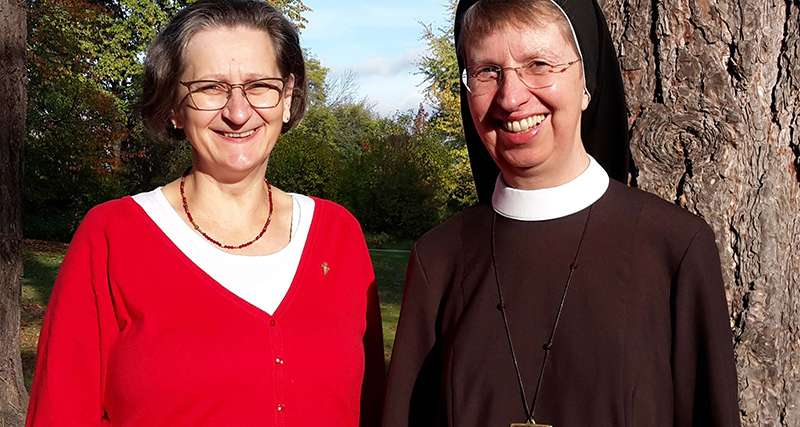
left=277, top=403, right=285, bottom=412
left=275, top=357, right=285, bottom=365
left=270, top=319, right=276, bottom=326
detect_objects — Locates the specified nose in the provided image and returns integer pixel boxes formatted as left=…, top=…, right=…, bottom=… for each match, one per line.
left=221, top=87, right=253, bottom=126
left=494, top=69, right=533, bottom=112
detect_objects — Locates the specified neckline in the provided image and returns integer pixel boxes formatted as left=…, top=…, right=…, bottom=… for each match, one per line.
left=154, top=187, right=303, bottom=260
left=123, top=195, right=324, bottom=321
left=491, top=155, right=609, bottom=221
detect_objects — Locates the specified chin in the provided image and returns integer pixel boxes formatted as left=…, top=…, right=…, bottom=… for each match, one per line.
left=195, top=153, right=268, bottom=178
left=494, top=141, right=553, bottom=169
left=217, top=145, right=272, bottom=172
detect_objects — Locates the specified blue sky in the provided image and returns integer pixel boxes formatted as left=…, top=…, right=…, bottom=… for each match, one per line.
left=300, top=1, right=452, bottom=116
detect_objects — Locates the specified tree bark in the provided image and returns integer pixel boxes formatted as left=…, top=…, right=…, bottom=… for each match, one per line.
left=0, top=0, right=28, bottom=425
left=600, top=0, right=800, bottom=425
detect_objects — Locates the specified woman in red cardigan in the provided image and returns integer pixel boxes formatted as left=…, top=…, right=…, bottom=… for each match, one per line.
left=26, top=1, right=385, bottom=425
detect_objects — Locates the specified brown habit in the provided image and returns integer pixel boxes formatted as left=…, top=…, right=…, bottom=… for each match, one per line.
left=382, top=181, right=741, bottom=426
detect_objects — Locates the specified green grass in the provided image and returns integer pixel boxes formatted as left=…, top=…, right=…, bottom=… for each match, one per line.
left=371, top=248, right=410, bottom=361
left=19, top=240, right=410, bottom=386
left=20, top=241, right=67, bottom=390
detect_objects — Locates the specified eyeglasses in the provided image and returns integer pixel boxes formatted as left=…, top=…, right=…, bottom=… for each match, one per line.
left=461, top=59, right=581, bottom=95
left=179, top=78, right=288, bottom=111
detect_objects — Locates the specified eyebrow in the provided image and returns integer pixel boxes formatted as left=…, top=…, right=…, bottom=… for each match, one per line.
left=469, top=47, right=560, bottom=66
left=192, top=73, right=279, bottom=81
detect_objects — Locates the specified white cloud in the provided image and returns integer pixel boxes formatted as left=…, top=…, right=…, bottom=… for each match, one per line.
left=356, top=72, right=428, bottom=116
left=351, top=49, right=422, bottom=77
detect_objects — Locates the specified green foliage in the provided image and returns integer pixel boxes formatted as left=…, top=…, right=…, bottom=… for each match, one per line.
left=272, top=0, right=311, bottom=29
left=270, top=99, right=474, bottom=239
left=335, top=110, right=471, bottom=238
left=418, top=1, right=463, bottom=142
left=269, top=105, right=340, bottom=199
left=341, top=135, right=440, bottom=238
left=25, top=73, right=128, bottom=240
left=303, top=53, right=330, bottom=108
left=24, top=0, right=177, bottom=240
left=443, top=145, right=479, bottom=211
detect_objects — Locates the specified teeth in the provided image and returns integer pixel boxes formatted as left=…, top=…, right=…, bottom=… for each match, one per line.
left=223, top=129, right=256, bottom=138
left=503, top=114, right=547, bottom=133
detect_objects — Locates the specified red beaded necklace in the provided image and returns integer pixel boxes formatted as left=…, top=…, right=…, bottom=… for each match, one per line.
left=179, top=168, right=273, bottom=250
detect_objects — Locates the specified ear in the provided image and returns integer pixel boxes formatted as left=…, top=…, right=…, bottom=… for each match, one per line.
left=282, top=74, right=295, bottom=124
left=581, top=88, right=591, bottom=111
left=170, top=109, right=184, bottom=129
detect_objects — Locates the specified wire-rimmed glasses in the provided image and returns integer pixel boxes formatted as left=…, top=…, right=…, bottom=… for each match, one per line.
left=179, top=77, right=288, bottom=110
left=461, top=59, right=581, bottom=95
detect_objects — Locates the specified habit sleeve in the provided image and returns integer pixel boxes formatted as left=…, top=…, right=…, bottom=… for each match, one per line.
left=671, top=224, right=741, bottom=426
left=382, top=247, right=447, bottom=427
left=26, top=211, right=111, bottom=426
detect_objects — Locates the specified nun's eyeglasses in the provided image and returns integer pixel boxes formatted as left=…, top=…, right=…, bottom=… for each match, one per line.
left=179, top=78, right=288, bottom=111
left=461, top=59, right=581, bottom=95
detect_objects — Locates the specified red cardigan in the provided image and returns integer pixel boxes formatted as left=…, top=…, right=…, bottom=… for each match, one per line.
left=26, top=197, right=385, bottom=426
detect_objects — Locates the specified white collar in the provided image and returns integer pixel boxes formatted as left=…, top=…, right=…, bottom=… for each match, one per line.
left=491, top=156, right=609, bottom=221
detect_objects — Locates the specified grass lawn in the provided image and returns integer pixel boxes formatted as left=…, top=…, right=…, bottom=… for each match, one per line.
left=20, top=240, right=68, bottom=389
left=18, top=239, right=410, bottom=387
left=371, top=248, right=410, bottom=360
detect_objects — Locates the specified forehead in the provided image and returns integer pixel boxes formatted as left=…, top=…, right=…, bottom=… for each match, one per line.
left=182, top=26, right=279, bottom=79
left=465, top=21, right=575, bottom=64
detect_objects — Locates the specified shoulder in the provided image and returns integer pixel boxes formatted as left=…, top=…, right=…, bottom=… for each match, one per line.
left=76, top=197, right=142, bottom=236
left=616, top=182, right=709, bottom=233
left=308, top=197, right=362, bottom=231
left=305, top=197, right=370, bottom=254
left=60, top=197, right=145, bottom=264
left=401, top=204, right=491, bottom=300
left=604, top=181, right=716, bottom=264
left=304, top=197, right=373, bottom=277
left=413, top=203, right=492, bottom=262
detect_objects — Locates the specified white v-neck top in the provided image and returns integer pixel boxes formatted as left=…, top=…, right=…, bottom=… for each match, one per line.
left=491, top=155, right=610, bottom=221
left=132, top=188, right=314, bottom=315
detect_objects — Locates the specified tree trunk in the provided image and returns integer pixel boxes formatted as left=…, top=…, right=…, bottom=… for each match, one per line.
left=0, top=0, right=28, bottom=425
left=600, top=0, right=800, bottom=425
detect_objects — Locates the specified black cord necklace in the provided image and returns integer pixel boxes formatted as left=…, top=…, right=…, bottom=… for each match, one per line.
left=490, top=205, right=593, bottom=427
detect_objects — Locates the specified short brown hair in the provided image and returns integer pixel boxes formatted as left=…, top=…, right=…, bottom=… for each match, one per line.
left=140, top=0, right=307, bottom=140
left=457, top=0, right=578, bottom=61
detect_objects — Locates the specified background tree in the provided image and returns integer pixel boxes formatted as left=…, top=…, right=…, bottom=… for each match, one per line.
left=418, top=0, right=461, bottom=141
left=417, top=0, right=478, bottom=211
left=600, top=0, right=800, bottom=423
left=1, top=0, right=28, bottom=424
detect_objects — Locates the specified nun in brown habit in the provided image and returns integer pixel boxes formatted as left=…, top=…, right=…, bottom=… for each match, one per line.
left=382, top=0, right=741, bottom=426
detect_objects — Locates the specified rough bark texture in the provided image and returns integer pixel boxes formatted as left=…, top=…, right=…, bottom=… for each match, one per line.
left=0, top=0, right=27, bottom=425
left=600, top=0, right=800, bottom=425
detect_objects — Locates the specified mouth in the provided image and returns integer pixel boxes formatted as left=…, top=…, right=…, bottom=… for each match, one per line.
left=502, top=114, right=548, bottom=133
left=213, top=126, right=262, bottom=141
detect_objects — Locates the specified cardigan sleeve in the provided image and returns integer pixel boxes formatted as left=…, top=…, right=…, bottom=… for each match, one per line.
left=26, top=214, right=108, bottom=426
left=360, top=277, right=386, bottom=427
left=670, top=224, right=741, bottom=426
left=382, top=247, right=446, bottom=427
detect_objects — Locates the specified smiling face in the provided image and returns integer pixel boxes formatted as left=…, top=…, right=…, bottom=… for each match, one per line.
left=172, top=26, right=293, bottom=180
left=464, top=20, right=590, bottom=189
